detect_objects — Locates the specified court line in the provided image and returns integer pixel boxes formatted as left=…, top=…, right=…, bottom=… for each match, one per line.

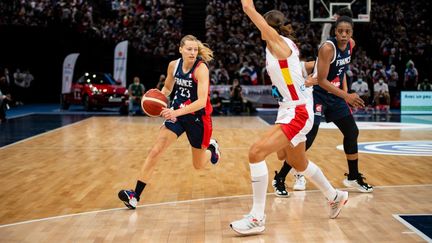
left=393, top=214, right=432, bottom=242
left=0, top=183, right=431, bottom=229
left=0, top=117, right=95, bottom=150
left=256, top=116, right=271, bottom=126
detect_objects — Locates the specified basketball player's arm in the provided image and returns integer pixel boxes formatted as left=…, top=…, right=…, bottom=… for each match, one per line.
left=344, top=38, right=355, bottom=92
left=241, top=0, right=291, bottom=58
left=160, top=61, right=176, bottom=97
left=303, top=61, right=317, bottom=87
left=161, top=64, right=209, bottom=119
left=342, top=74, right=348, bottom=92
left=317, top=43, right=364, bottom=108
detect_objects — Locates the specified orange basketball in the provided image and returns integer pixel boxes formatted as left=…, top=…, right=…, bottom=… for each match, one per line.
left=141, top=89, right=169, bottom=117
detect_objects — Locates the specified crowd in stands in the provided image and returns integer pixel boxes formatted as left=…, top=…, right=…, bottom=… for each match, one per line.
left=0, top=0, right=183, bottom=57
left=0, top=0, right=430, bottom=111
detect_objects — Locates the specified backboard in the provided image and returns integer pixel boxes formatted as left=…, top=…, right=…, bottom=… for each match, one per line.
left=310, top=0, right=371, bottom=22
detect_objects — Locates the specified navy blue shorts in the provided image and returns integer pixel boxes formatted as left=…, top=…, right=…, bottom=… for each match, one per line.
left=313, top=91, right=352, bottom=125
left=164, top=114, right=212, bottom=149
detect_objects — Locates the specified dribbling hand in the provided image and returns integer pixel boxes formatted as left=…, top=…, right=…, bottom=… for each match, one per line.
left=160, top=108, right=177, bottom=122
left=345, top=93, right=365, bottom=108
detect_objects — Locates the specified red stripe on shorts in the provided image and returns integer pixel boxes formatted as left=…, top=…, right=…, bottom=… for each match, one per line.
left=280, top=105, right=308, bottom=141
left=201, top=114, right=212, bottom=148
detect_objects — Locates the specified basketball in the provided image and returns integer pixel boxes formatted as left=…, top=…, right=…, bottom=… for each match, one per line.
left=141, top=89, right=169, bottom=117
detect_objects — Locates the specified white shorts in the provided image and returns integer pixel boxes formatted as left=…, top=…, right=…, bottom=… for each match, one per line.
left=275, top=100, right=314, bottom=147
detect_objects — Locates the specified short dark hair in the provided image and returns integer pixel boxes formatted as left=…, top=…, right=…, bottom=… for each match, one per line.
left=336, top=15, right=353, bottom=27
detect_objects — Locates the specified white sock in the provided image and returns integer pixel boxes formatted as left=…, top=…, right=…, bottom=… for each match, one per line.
left=249, top=161, right=268, bottom=219
left=290, top=168, right=299, bottom=176
left=299, top=161, right=337, bottom=201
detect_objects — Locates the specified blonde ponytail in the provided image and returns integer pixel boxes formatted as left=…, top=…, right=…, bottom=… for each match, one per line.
left=197, top=41, right=214, bottom=63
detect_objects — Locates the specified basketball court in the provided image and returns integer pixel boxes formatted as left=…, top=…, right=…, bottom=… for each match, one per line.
left=1, top=0, right=432, bottom=242
left=0, top=112, right=431, bottom=242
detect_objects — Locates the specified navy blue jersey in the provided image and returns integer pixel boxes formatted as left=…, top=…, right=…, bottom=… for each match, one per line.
left=171, top=58, right=212, bottom=117
left=315, top=37, right=353, bottom=95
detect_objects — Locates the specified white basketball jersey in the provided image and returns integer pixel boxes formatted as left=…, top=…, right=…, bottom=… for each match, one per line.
left=266, top=36, right=312, bottom=106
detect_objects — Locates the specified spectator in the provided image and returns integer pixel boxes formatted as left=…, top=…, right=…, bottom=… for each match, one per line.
left=417, top=78, right=432, bottom=91
left=157, top=74, right=166, bottom=91
left=210, top=90, right=224, bottom=115
left=374, top=78, right=390, bottom=112
left=404, top=60, right=419, bottom=90
left=12, top=68, right=22, bottom=105
left=386, top=64, right=399, bottom=99
left=3, top=68, right=11, bottom=85
left=128, top=76, right=145, bottom=115
left=351, top=76, right=370, bottom=105
left=371, top=61, right=387, bottom=84
left=229, top=78, right=243, bottom=114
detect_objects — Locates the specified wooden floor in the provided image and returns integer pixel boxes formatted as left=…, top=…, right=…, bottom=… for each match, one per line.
left=0, top=116, right=431, bottom=242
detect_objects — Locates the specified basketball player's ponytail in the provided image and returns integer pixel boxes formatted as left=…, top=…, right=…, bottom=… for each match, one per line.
left=180, top=35, right=214, bottom=63
left=197, top=41, right=214, bottom=63
left=278, top=24, right=298, bottom=45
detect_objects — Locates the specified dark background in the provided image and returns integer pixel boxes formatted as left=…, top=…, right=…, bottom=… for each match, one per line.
left=0, top=24, right=170, bottom=103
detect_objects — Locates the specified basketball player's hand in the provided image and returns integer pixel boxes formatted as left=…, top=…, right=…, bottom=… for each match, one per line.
left=161, top=108, right=177, bottom=122
left=305, top=74, right=318, bottom=87
left=345, top=93, right=365, bottom=108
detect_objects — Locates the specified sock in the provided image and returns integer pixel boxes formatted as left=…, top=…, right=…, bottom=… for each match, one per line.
left=249, top=161, right=268, bottom=219
left=299, top=161, right=337, bottom=201
left=277, top=161, right=292, bottom=179
left=134, top=180, right=146, bottom=200
left=347, top=159, right=359, bottom=180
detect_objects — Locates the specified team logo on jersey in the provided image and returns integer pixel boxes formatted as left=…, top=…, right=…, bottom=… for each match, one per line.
left=330, top=77, right=341, bottom=87
left=336, top=140, right=432, bottom=156
left=300, top=84, right=306, bottom=91
left=271, top=85, right=283, bottom=102
left=314, top=104, right=322, bottom=116
left=179, top=99, right=195, bottom=114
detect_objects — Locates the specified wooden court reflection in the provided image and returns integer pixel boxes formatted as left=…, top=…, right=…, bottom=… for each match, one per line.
left=0, top=116, right=431, bottom=242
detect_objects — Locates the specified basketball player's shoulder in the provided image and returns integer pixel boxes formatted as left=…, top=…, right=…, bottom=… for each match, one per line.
left=320, top=42, right=334, bottom=55
left=168, top=58, right=180, bottom=67
left=195, top=60, right=209, bottom=72
left=167, top=59, right=180, bottom=73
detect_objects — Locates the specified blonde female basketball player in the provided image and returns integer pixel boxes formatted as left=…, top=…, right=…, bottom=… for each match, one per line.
left=118, top=35, right=220, bottom=209
left=230, top=0, right=348, bottom=235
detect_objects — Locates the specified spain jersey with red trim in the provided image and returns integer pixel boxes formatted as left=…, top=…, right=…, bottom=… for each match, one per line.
left=171, top=58, right=212, bottom=117
left=266, top=36, right=311, bottom=105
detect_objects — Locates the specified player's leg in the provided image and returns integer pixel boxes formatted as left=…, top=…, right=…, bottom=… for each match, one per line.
left=283, top=144, right=348, bottom=219
left=273, top=94, right=324, bottom=193
left=187, top=115, right=220, bottom=169
left=273, top=117, right=320, bottom=195
left=118, top=123, right=181, bottom=209
left=190, top=139, right=220, bottom=169
left=333, top=115, right=373, bottom=192
left=230, top=124, right=294, bottom=235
